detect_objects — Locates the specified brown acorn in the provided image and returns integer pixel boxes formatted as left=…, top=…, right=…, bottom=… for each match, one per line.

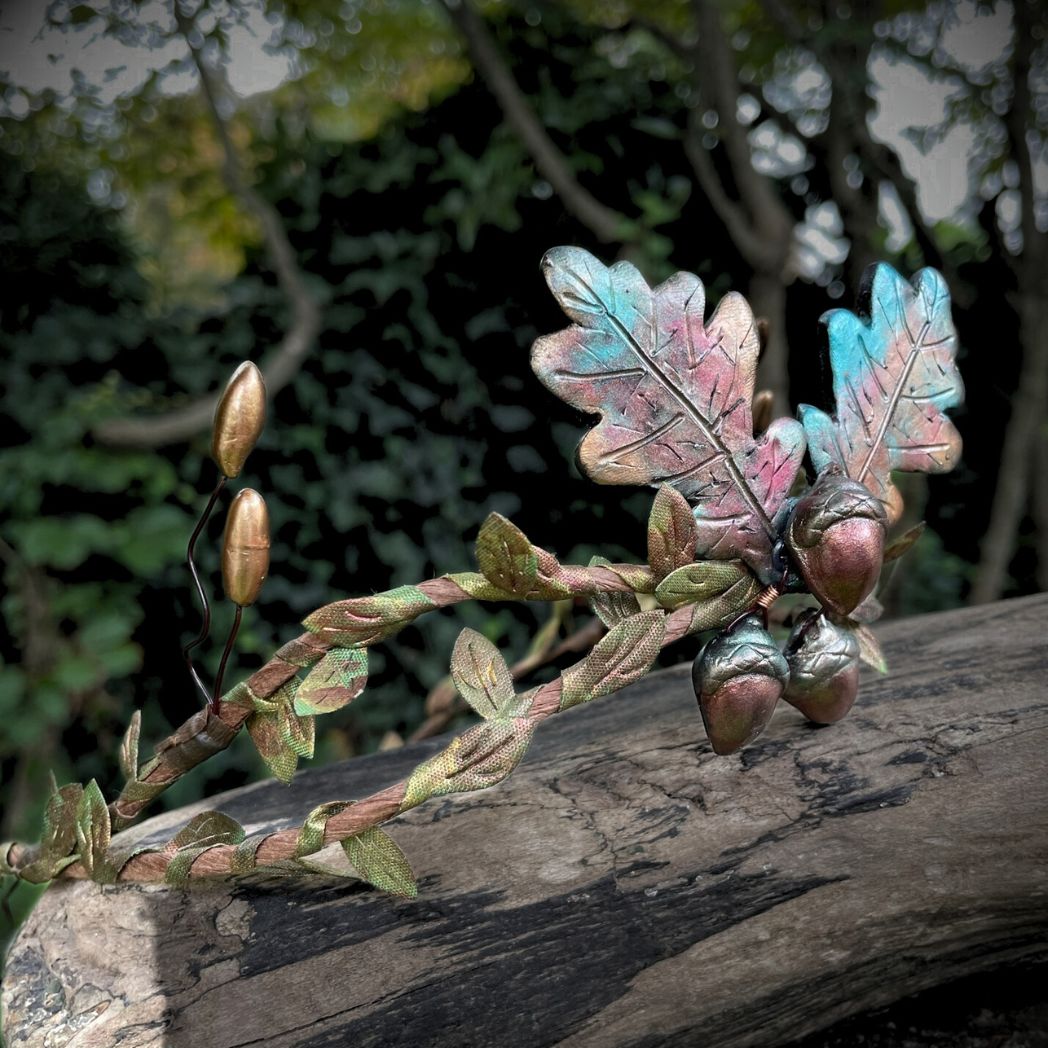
left=783, top=611, right=860, bottom=724
left=786, top=471, right=887, bottom=617
left=221, top=489, right=270, bottom=607
left=211, top=362, right=267, bottom=479
left=692, top=615, right=789, bottom=755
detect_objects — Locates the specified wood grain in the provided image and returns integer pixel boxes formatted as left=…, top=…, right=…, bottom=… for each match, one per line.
left=3, top=594, right=1047, bottom=1048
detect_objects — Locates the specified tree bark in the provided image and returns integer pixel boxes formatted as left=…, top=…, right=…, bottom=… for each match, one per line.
left=4, top=594, right=1047, bottom=1048
left=971, top=0, right=1048, bottom=603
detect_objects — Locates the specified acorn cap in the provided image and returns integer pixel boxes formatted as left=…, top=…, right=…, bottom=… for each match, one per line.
left=786, top=471, right=887, bottom=617
left=211, top=362, right=267, bottom=479
left=693, top=615, right=788, bottom=755
left=221, top=488, right=270, bottom=607
left=783, top=612, right=860, bottom=724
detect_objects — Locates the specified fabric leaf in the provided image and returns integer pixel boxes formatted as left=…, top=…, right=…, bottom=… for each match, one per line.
left=533, top=247, right=806, bottom=576
left=75, top=779, right=116, bottom=884
left=119, top=710, right=141, bottom=782
left=647, top=485, right=698, bottom=582
left=560, top=609, right=665, bottom=710
left=800, top=264, right=963, bottom=523
left=475, top=513, right=571, bottom=599
left=295, top=648, right=368, bottom=716
left=281, top=705, right=316, bottom=759
left=304, top=585, right=436, bottom=647
left=654, top=560, right=761, bottom=615
left=588, top=557, right=642, bottom=627
left=883, top=521, right=926, bottom=563
left=850, top=623, right=888, bottom=673
left=19, top=781, right=83, bottom=883
left=400, top=718, right=535, bottom=810
left=247, top=710, right=298, bottom=784
left=169, top=811, right=246, bottom=852
left=450, top=628, right=515, bottom=719
left=343, top=827, right=418, bottom=898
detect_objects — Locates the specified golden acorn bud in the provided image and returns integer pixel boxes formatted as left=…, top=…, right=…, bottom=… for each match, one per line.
left=222, top=489, right=270, bottom=607
left=211, top=362, right=266, bottom=479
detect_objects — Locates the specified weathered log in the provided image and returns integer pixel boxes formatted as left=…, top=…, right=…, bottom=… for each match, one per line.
left=4, top=595, right=1047, bottom=1047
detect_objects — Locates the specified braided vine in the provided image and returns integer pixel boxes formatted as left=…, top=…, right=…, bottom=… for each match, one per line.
left=1, top=488, right=760, bottom=895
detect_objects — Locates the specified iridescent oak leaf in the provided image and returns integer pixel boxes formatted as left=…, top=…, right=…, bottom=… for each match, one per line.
left=532, top=247, right=806, bottom=579
left=799, top=263, right=964, bottom=524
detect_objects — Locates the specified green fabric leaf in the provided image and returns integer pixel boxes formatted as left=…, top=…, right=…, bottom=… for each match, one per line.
left=119, top=710, right=141, bottom=782
left=655, top=560, right=761, bottom=613
left=883, top=521, right=926, bottom=563
left=169, top=811, right=246, bottom=851
left=450, top=628, right=515, bottom=719
left=343, top=827, right=417, bottom=898
left=647, top=485, right=698, bottom=582
left=281, top=705, right=316, bottom=759
left=401, top=718, right=535, bottom=810
left=247, top=710, right=298, bottom=784
left=294, top=648, right=368, bottom=716
left=444, top=571, right=519, bottom=601
left=303, top=585, right=436, bottom=647
left=295, top=800, right=353, bottom=858
left=75, top=779, right=116, bottom=884
left=560, top=609, right=665, bottom=711
left=850, top=623, right=888, bottom=674
left=588, top=556, right=642, bottom=627
left=18, top=781, right=83, bottom=884
left=475, top=513, right=571, bottom=599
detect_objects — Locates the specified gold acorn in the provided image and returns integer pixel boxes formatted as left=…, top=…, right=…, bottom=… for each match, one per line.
left=211, top=362, right=267, bottom=479
left=221, top=489, right=270, bottom=607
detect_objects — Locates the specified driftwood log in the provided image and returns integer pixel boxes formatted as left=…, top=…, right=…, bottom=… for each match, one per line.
left=4, top=594, right=1048, bottom=1047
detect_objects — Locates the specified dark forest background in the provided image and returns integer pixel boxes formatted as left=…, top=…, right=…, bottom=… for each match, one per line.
left=1, top=0, right=1045, bottom=944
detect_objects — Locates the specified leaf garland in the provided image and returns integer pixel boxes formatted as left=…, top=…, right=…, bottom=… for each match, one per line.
left=799, top=263, right=963, bottom=523
left=532, top=246, right=806, bottom=577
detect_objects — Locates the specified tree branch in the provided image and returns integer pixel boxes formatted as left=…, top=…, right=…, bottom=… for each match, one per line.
left=689, top=0, right=792, bottom=252
left=440, top=0, right=635, bottom=245
left=92, top=9, right=322, bottom=449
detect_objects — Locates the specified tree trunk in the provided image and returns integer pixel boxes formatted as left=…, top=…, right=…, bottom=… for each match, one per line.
left=4, top=595, right=1047, bottom=1047
left=749, top=271, right=791, bottom=410
left=971, top=294, right=1048, bottom=602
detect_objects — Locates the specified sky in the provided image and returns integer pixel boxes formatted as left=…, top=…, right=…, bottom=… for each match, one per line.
left=0, top=0, right=1035, bottom=253
left=0, top=0, right=289, bottom=105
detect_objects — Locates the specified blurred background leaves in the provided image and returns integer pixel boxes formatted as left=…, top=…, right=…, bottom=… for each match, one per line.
left=0, top=0, right=1044, bottom=953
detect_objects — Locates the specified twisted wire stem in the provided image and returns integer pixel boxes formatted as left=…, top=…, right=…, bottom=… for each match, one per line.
left=182, top=475, right=227, bottom=705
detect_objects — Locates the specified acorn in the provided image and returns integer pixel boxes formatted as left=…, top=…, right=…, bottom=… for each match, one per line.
left=692, top=615, right=789, bottom=755
left=785, top=471, right=887, bottom=617
left=221, top=489, right=270, bottom=607
left=783, top=611, right=860, bottom=724
left=211, top=362, right=267, bottom=479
